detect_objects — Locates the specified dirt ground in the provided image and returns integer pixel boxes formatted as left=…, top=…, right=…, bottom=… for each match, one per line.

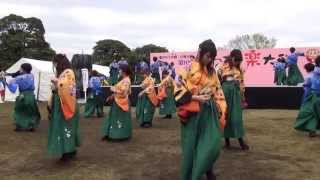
left=0, top=103, right=319, bottom=180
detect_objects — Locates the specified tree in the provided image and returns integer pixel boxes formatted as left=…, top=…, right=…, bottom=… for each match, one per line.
left=134, top=44, right=168, bottom=62
left=225, top=33, right=277, bottom=50
left=92, top=39, right=130, bottom=66
left=0, top=14, right=56, bottom=69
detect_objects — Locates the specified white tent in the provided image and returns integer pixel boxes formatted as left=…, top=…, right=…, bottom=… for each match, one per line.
left=5, top=58, right=55, bottom=101
left=92, top=64, right=110, bottom=77
left=5, top=58, right=109, bottom=102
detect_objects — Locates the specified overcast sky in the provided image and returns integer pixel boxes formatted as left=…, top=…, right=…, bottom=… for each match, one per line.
left=0, top=0, right=319, bottom=58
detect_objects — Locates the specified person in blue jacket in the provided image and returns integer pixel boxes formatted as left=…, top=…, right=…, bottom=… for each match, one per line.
left=84, top=70, right=104, bottom=117
left=294, top=56, right=320, bottom=137
left=287, top=47, right=305, bottom=85
left=301, top=63, right=315, bottom=105
left=6, top=63, right=40, bottom=132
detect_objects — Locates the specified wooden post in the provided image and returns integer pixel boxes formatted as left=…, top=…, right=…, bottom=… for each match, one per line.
left=37, top=72, right=41, bottom=101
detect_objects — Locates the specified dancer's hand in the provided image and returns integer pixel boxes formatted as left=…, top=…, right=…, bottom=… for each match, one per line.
left=197, top=95, right=211, bottom=103
left=219, top=113, right=226, bottom=129
left=50, top=78, right=58, bottom=90
left=106, top=95, right=114, bottom=102
left=138, top=91, right=144, bottom=97
left=241, top=100, right=248, bottom=109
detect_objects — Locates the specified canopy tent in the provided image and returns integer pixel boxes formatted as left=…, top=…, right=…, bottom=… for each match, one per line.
left=92, top=64, right=110, bottom=77
left=5, top=58, right=109, bottom=101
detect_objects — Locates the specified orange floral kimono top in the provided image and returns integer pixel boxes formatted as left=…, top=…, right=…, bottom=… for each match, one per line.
left=57, top=69, right=77, bottom=120
left=218, top=63, right=245, bottom=100
left=113, top=76, right=131, bottom=112
left=176, top=60, right=227, bottom=127
left=158, top=75, right=174, bottom=100
left=141, top=75, right=158, bottom=106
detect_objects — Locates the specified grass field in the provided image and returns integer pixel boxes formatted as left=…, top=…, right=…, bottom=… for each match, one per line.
left=0, top=103, right=319, bottom=180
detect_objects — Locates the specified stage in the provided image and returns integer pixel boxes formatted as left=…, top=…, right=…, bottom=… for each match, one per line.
left=101, top=85, right=304, bottom=109
left=245, top=85, right=303, bottom=109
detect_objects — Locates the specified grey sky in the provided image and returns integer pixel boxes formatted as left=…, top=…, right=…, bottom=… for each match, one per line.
left=1, top=0, right=319, bottom=58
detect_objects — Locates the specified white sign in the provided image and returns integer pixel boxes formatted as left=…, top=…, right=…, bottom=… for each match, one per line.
left=81, top=68, right=89, bottom=91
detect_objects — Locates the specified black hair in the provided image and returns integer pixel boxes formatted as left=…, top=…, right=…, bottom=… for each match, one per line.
left=170, top=62, right=174, bottom=66
left=290, top=47, right=296, bottom=53
left=304, top=63, right=315, bottom=73
left=198, top=39, right=217, bottom=75
left=277, top=57, right=286, bottom=63
left=162, top=69, right=169, bottom=75
left=119, top=64, right=132, bottom=76
left=230, top=49, right=243, bottom=62
left=53, top=54, right=72, bottom=77
left=141, top=68, right=150, bottom=75
left=91, top=70, right=99, bottom=76
left=142, top=57, right=147, bottom=62
left=21, top=63, right=32, bottom=74
left=199, top=39, right=217, bottom=60
left=315, top=55, right=320, bottom=67
left=153, top=57, right=158, bottom=62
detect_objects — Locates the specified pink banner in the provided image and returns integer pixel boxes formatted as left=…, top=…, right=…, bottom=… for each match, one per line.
left=150, top=48, right=320, bottom=86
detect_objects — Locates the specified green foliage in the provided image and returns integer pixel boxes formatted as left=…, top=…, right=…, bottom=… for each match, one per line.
left=225, top=33, right=277, bottom=50
left=92, top=40, right=168, bottom=67
left=92, top=39, right=130, bottom=65
left=0, top=14, right=56, bottom=70
left=134, top=44, right=168, bottom=61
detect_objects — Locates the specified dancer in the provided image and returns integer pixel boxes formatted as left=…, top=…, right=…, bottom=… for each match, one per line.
left=169, top=62, right=176, bottom=79
left=272, top=55, right=287, bottom=86
left=287, top=47, right=304, bottom=86
left=177, top=39, right=227, bottom=180
left=294, top=56, right=320, bottom=137
left=102, top=62, right=132, bottom=141
left=136, top=64, right=158, bottom=128
left=136, top=60, right=148, bottom=85
left=150, top=57, right=161, bottom=84
left=108, top=59, right=119, bottom=85
left=301, top=63, right=315, bottom=105
left=218, top=49, right=249, bottom=150
left=158, top=69, right=176, bottom=119
left=0, top=72, right=5, bottom=103
left=84, top=70, right=104, bottom=118
left=47, top=54, right=81, bottom=161
left=5, top=63, right=40, bottom=132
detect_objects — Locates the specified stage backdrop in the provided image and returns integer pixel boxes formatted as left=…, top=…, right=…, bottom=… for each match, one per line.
left=150, top=48, right=320, bottom=86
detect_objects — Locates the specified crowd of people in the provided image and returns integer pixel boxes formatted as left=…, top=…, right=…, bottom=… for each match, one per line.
left=0, top=39, right=319, bottom=180
left=269, top=47, right=306, bottom=86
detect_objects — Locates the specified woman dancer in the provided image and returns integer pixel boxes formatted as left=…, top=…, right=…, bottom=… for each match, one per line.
left=178, top=39, right=227, bottom=180
left=47, top=54, right=81, bottom=161
left=102, top=62, right=132, bottom=140
left=218, top=49, right=249, bottom=150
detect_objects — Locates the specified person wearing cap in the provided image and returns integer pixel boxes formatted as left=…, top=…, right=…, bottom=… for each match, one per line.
left=108, top=59, right=119, bottom=85
left=136, top=65, right=158, bottom=128
left=158, top=69, right=176, bottom=119
left=84, top=70, right=104, bottom=118
left=218, top=49, right=249, bottom=151
left=102, top=62, right=132, bottom=141
left=177, top=39, right=227, bottom=180
left=287, top=47, right=305, bottom=86
left=6, top=63, right=40, bottom=132
left=294, top=56, right=320, bottom=138
left=150, top=57, right=161, bottom=84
